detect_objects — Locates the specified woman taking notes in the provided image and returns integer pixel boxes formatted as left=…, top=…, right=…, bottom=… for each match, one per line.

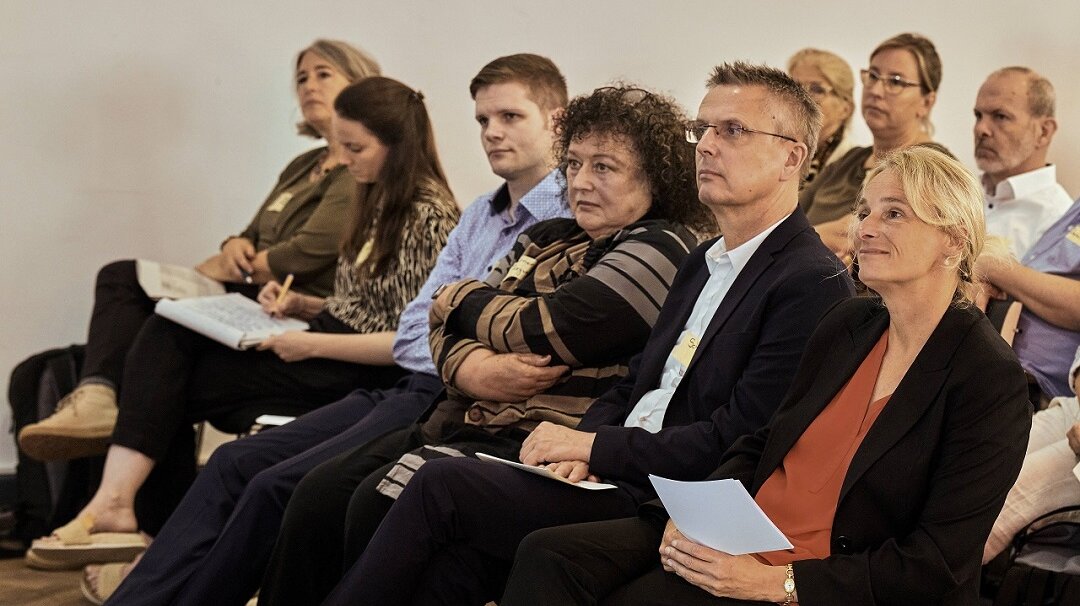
left=19, top=39, right=378, bottom=461
left=25, top=76, right=459, bottom=570
left=502, top=147, right=1031, bottom=606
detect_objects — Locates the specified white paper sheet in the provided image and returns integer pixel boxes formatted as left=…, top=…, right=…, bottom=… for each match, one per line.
left=475, top=453, right=617, bottom=490
left=648, top=475, right=793, bottom=555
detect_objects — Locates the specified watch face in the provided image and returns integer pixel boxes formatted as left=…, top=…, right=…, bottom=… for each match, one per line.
left=784, top=578, right=796, bottom=593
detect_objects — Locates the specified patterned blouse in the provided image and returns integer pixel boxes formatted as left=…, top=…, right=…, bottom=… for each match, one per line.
left=322, top=182, right=460, bottom=334
left=427, top=217, right=697, bottom=433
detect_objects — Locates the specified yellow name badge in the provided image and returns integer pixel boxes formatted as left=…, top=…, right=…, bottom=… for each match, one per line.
left=671, top=330, right=700, bottom=367
left=506, top=256, right=537, bottom=281
left=1067, top=225, right=1080, bottom=247
left=354, top=240, right=374, bottom=266
left=266, top=192, right=293, bottom=213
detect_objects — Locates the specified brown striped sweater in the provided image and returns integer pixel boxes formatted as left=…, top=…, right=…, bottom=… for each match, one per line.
left=425, top=217, right=697, bottom=435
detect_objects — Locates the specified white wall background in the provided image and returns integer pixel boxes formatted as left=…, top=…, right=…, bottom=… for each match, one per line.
left=3, top=0, right=1079, bottom=472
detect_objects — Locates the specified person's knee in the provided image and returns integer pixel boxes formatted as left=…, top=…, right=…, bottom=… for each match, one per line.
left=245, top=464, right=296, bottom=510
left=407, top=458, right=461, bottom=498
left=288, top=463, right=343, bottom=521
left=203, top=439, right=259, bottom=489
left=515, top=526, right=567, bottom=567
left=97, top=259, right=137, bottom=286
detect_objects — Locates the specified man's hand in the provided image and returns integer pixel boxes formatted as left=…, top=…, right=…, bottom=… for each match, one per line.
left=520, top=422, right=595, bottom=466
left=453, top=349, right=567, bottom=402
left=659, top=519, right=786, bottom=601
left=543, top=460, right=600, bottom=483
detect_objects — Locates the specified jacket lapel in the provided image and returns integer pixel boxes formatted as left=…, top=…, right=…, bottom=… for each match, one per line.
left=838, top=305, right=977, bottom=502
left=628, top=257, right=712, bottom=402
left=684, top=212, right=810, bottom=374
left=753, top=304, right=889, bottom=490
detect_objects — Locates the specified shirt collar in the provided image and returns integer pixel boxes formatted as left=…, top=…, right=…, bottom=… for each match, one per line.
left=516, top=170, right=568, bottom=221
left=984, top=164, right=1058, bottom=201
left=704, top=212, right=790, bottom=275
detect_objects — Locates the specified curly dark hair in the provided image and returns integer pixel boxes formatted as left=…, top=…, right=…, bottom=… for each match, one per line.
left=555, top=85, right=716, bottom=235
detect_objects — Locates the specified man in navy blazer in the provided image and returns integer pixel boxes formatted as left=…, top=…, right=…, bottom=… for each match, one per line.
left=328, top=63, right=857, bottom=605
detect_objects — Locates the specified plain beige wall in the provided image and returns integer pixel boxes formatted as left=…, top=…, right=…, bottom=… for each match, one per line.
left=3, top=0, right=1079, bottom=471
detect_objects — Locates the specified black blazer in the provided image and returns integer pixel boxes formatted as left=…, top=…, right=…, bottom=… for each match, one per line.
left=580, top=210, right=855, bottom=503
left=696, top=298, right=1031, bottom=606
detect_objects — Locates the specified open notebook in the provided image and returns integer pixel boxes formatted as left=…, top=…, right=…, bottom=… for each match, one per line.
left=136, top=259, right=226, bottom=300
left=155, top=293, right=308, bottom=350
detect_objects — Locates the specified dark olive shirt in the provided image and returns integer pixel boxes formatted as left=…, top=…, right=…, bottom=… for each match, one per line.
left=238, top=146, right=354, bottom=296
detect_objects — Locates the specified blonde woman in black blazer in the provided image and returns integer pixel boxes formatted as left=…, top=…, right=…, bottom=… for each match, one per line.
left=502, top=147, right=1031, bottom=606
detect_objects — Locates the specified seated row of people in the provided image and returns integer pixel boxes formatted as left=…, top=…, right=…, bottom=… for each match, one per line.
left=9, top=33, right=1079, bottom=605
left=791, top=32, right=1078, bottom=404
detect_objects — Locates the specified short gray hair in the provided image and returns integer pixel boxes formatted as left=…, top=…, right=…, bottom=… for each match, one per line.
left=707, top=62, right=823, bottom=177
left=991, top=66, right=1056, bottom=118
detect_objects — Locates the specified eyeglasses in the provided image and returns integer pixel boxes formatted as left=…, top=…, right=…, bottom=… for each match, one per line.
left=594, top=86, right=653, bottom=104
left=860, top=69, right=922, bottom=95
left=800, top=81, right=835, bottom=99
left=685, top=120, right=797, bottom=145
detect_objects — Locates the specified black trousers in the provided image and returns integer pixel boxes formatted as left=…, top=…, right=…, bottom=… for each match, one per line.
left=81, top=259, right=259, bottom=387
left=258, top=423, right=526, bottom=606
left=105, top=373, right=443, bottom=606
left=257, top=426, right=424, bottom=606
left=323, top=456, right=639, bottom=606
left=501, top=517, right=771, bottom=606
left=110, top=312, right=403, bottom=534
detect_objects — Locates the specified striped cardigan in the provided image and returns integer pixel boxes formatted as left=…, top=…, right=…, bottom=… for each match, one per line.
left=426, top=217, right=697, bottom=434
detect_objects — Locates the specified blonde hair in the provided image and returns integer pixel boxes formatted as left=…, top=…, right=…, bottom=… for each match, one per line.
left=295, top=39, right=381, bottom=138
left=871, top=33, right=941, bottom=135
left=787, top=48, right=856, bottom=129
left=857, top=146, right=984, bottom=304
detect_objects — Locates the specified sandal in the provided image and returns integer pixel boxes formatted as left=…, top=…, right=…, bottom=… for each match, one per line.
left=25, top=515, right=147, bottom=570
left=80, top=561, right=128, bottom=605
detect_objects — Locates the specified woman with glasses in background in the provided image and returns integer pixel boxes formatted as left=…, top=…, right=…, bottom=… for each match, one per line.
left=787, top=48, right=856, bottom=185
left=799, top=33, right=951, bottom=260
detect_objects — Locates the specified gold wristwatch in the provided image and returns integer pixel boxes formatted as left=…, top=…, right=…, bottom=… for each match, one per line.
left=781, top=563, right=796, bottom=605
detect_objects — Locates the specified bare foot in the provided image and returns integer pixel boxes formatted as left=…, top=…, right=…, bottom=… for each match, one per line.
left=32, top=503, right=139, bottom=547
left=79, top=500, right=139, bottom=534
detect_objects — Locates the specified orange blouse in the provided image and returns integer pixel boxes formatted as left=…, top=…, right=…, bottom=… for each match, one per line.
left=754, top=331, right=891, bottom=566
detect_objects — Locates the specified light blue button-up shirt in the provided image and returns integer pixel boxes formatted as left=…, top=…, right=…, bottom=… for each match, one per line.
left=1014, top=199, right=1080, bottom=397
left=392, top=170, right=570, bottom=375
left=623, top=214, right=789, bottom=432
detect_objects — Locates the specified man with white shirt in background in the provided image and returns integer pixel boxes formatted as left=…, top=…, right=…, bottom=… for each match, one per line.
left=974, top=66, right=1071, bottom=257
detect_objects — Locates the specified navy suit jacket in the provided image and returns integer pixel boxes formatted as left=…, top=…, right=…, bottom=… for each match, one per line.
left=580, top=209, right=855, bottom=503
left=692, top=299, right=1031, bottom=605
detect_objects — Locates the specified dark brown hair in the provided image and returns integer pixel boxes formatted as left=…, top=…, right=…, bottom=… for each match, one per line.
left=469, top=53, right=568, bottom=111
left=555, top=85, right=715, bottom=234
left=334, top=77, right=452, bottom=276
